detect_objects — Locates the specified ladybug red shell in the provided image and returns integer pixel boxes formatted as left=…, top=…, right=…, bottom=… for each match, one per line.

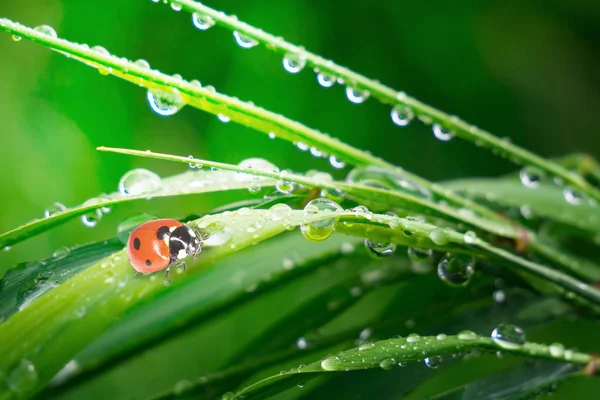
left=127, top=219, right=202, bottom=275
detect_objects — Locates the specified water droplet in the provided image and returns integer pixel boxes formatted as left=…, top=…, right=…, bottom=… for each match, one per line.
left=345, top=86, right=370, bottom=104
left=549, top=343, right=565, bottom=357
left=296, top=337, right=308, bottom=350
left=44, top=202, right=67, bottom=218
left=170, top=1, right=182, bottom=11
left=493, top=290, right=506, bottom=303
left=147, top=88, right=184, bottom=116
left=12, top=35, right=22, bottom=42
left=358, top=341, right=376, bottom=351
left=563, top=186, right=583, bottom=205
left=217, top=113, right=230, bottom=123
left=457, top=330, right=477, bottom=340
left=437, top=254, right=475, bottom=287
left=391, top=105, right=414, bottom=127
left=408, top=247, right=433, bottom=262
left=519, top=167, right=544, bottom=189
left=300, top=198, right=343, bottom=242
left=295, top=141, right=309, bottom=151
left=233, top=31, right=258, bottom=48
left=81, top=213, right=98, bottom=228
left=329, top=155, right=346, bottom=169
left=463, top=231, right=477, bottom=244
left=268, top=132, right=276, bottom=139
left=436, top=333, right=447, bottom=341
left=276, top=180, right=295, bottom=194
left=432, top=124, right=455, bottom=141
left=425, top=355, right=442, bottom=369
left=134, top=59, right=150, bottom=69
left=203, top=231, right=231, bottom=247
left=52, top=246, right=70, bottom=260
left=406, top=333, right=421, bottom=343
left=380, top=358, right=397, bottom=370
left=365, top=240, right=396, bottom=257
left=192, top=12, right=215, bottom=30
left=282, top=53, right=306, bottom=74
left=34, top=25, right=57, bottom=38
left=491, top=324, right=525, bottom=349
left=118, top=168, right=162, bottom=195
left=429, top=228, right=450, bottom=245
left=6, top=359, right=38, bottom=394
left=317, top=72, right=336, bottom=87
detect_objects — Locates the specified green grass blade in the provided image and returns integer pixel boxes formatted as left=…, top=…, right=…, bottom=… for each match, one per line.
left=163, top=0, right=600, bottom=203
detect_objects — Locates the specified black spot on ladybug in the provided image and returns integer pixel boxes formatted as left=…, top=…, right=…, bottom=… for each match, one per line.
left=145, top=259, right=152, bottom=266
left=133, top=237, right=141, bottom=250
left=156, top=226, right=171, bottom=240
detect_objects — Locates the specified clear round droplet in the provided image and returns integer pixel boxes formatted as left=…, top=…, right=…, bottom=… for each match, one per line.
left=118, top=168, right=162, bottom=196
left=91, top=45, right=110, bottom=56
left=275, top=180, right=295, bottom=195
left=329, top=155, right=346, bottom=169
left=457, top=330, right=477, bottom=340
left=34, top=25, right=57, bottom=38
left=6, top=359, right=38, bottom=393
left=365, top=239, right=396, bottom=257
left=53, top=246, right=71, bottom=260
left=519, top=166, right=544, bottom=189
left=563, top=186, right=583, bottom=205
left=192, top=12, right=215, bottom=30
left=317, top=72, right=336, bottom=88
left=425, top=355, right=442, bottom=369
left=433, top=124, right=455, bottom=141
left=463, top=231, right=477, bottom=244
left=549, top=343, right=565, bottom=358
left=81, top=213, right=98, bottom=228
left=491, top=324, right=526, bottom=349
left=147, top=88, right=184, bottom=116
left=44, top=202, right=67, bottom=218
left=429, top=228, right=450, bottom=245
left=134, top=59, right=150, bottom=69
left=408, top=247, right=433, bottom=262
left=391, top=105, right=414, bottom=127
left=345, top=86, right=370, bottom=104
left=233, top=31, right=258, bottom=48
left=217, top=113, right=230, bottom=123
left=406, top=333, right=421, bottom=343
left=379, top=358, right=397, bottom=370
left=300, top=198, right=343, bottom=242
left=170, top=1, right=182, bottom=11
left=12, top=35, right=22, bottom=42
left=437, top=254, right=475, bottom=287
left=282, top=53, right=306, bottom=74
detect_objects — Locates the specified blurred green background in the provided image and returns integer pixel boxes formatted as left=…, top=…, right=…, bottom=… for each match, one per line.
left=1, top=0, right=599, bottom=272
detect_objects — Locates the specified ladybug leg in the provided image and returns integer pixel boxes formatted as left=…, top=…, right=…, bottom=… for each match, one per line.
left=164, top=267, right=171, bottom=280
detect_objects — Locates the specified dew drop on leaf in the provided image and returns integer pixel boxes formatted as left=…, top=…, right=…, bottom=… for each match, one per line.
left=118, top=168, right=162, bottom=196
left=563, top=186, right=583, bottom=205
left=491, top=324, right=526, bottom=349
left=429, top=228, right=450, bottom=245
left=406, top=333, right=421, bottom=343
left=365, top=240, right=396, bottom=257
left=328, top=155, right=346, bottom=169
left=134, top=59, right=150, bottom=69
left=391, top=105, right=414, bottom=127
left=192, top=12, right=215, bottom=30
left=6, top=359, right=38, bottom=394
left=519, top=166, right=544, bottom=189
left=12, top=35, right=22, bottom=42
left=345, top=86, right=370, bottom=104
left=432, top=124, right=455, bottom=141
left=424, top=355, right=442, bottom=369
left=379, top=358, right=397, bottom=370
left=549, top=342, right=565, bottom=357
left=170, top=1, right=182, bottom=11
left=147, top=88, right=185, bottom=116
left=316, top=72, right=336, bottom=88
left=407, top=247, right=433, bottom=262
left=233, top=31, right=258, bottom=48
left=300, top=198, right=342, bottom=242
left=217, top=113, right=230, bottom=123
left=81, top=213, right=99, bottom=228
left=33, top=25, right=57, bottom=38
left=457, top=330, right=477, bottom=340
left=282, top=53, right=306, bottom=74
left=437, top=254, right=475, bottom=287
left=44, top=202, right=67, bottom=218
left=275, top=180, right=295, bottom=195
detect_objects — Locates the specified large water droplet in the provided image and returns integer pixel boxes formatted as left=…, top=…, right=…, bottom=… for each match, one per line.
left=233, top=31, right=258, bottom=48
left=44, top=202, right=67, bottom=218
left=134, top=59, right=150, bottom=69
left=437, top=254, right=475, bottom=287
left=429, top=228, right=450, bottom=245
left=329, top=155, right=346, bottom=169
left=391, top=105, right=414, bottom=127
left=457, top=330, right=477, bottom=340
left=424, top=355, right=442, bottom=369
left=316, top=72, right=336, bottom=88
left=549, top=343, right=565, bottom=357
left=282, top=53, right=306, bottom=74
left=170, top=1, right=182, bottom=11
left=147, top=88, right=184, bottom=116
left=300, top=198, right=343, bottom=242
left=34, top=25, right=57, bottom=38
left=406, top=333, right=421, bottom=343
left=433, top=124, right=455, bottom=141
left=118, top=168, right=162, bottom=195
left=563, top=186, right=583, bottom=205
left=379, top=358, right=397, bottom=370
left=365, top=240, right=396, bottom=257
left=519, top=166, right=544, bottom=189
left=345, top=86, right=370, bottom=104
left=275, top=180, right=295, bottom=195
left=6, top=359, right=38, bottom=394
left=203, top=231, right=231, bottom=247
left=217, top=113, right=230, bottom=123
left=408, top=247, right=433, bottom=262
left=192, top=12, right=215, bottom=30
left=490, top=324, right=526, bottom=349
left=81, top=213, right=99, bottom=228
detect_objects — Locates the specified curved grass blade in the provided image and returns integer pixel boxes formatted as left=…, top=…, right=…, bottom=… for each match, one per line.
left=164, top=0, right=600, bottom=204
left=0, top=166, right=277, bottom=250
left=0, top=18, right=519, bottom=234
left=227, top=334, right=594, bottom=400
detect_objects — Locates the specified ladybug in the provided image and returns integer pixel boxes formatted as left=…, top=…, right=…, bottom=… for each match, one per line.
left=127, top=219, right=202, bottom=277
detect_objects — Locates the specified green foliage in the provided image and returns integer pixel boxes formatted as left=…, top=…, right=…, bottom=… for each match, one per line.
left=0, top=2, right=599, bottom=400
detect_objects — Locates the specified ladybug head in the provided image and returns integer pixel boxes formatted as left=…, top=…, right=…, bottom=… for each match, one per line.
left=169, top=225, right=202, bottom=263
